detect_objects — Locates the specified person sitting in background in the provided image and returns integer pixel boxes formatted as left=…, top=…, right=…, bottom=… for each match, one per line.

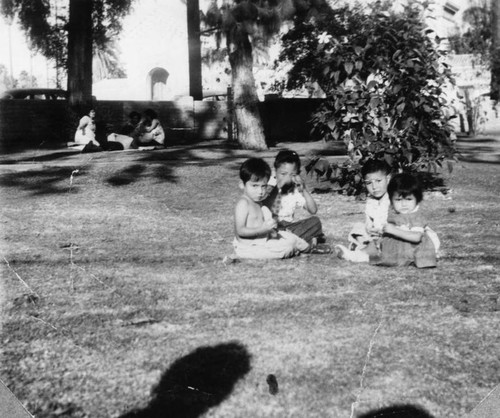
left=135, top=109, right=165, bottom=147
left=74, top=108, right=101, bottom=151
left=106, top=111, right=142, bottom=150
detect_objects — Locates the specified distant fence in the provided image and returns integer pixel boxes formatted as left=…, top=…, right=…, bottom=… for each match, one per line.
left=0, top=97, right=323, bottom=152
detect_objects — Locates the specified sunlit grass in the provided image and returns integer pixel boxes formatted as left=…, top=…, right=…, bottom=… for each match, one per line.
left=1, top=148, right=499, bottom=418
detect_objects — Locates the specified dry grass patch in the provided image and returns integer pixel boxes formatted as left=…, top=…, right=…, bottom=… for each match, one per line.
left=1, top=149, right=499, bottom=417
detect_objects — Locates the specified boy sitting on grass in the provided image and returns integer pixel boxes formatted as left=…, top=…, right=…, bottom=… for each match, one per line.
left=347, top=158, right=392, bottom=255
left=233, top=158, right=309, bottom=259
left=263, top=149, right=330, bottom=253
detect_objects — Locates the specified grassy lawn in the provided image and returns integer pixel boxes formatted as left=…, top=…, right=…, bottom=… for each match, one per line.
left=1, top=143, right=499, bottom=418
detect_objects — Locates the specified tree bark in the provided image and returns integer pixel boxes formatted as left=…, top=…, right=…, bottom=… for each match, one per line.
left=67, top=0, right=93, bottom=109
left=187, top=0, right=203, bottom=100
left=491, top=0, right=500, bottom=101
left=228, top=27, right=267, bottom=150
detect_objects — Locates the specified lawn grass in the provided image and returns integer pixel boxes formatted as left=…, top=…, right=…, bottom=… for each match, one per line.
left=1, top=144, right=499, bottom=418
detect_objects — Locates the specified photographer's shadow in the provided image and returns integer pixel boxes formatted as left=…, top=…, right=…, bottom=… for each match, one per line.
left=357, top=404, right=435, bottom=418
left=119, top=341, right=251, bottom=418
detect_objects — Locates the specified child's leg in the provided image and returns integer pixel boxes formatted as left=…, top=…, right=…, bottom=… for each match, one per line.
left=348, top=222, right=372, bottom=250
left=233, top=237, right=297, bottom=259
left=414, top=233, right=438, bottom=268
left=279, top=230, right=310, bottom=253
left=334, top=245, right=369, bottom=262
left=280, top=216, right=323, bottom=244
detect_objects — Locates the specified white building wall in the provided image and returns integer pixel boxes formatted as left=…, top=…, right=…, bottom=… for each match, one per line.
left=95, top=0, right=190, bottom=100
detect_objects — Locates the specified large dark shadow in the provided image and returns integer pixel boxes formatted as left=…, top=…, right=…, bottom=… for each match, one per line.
left=357, top=404, right=435, bottom=418
left=119, top=341, right=251, bottom=418
left=0, top=167, right=85, bottom=195
left=106, top=164, right=147, bottom=186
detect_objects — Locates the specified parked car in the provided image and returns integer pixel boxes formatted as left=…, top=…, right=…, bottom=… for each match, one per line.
left=0, top=88, right=68, bottom=100
left=202, top=89, right=228, bottom=101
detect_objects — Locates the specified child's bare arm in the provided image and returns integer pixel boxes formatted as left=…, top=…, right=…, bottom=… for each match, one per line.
left=144, top=119, right=159, bottom=133
left=294, top=175, right=317, bottom=214
left=77, top=117, right=89, bottom=133
left=234, top=199, right=276, bottom=238
left=383, top=223, right=423, bottom=243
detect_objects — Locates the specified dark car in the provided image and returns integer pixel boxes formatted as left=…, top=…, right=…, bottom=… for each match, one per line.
left=202, top=89, right=228, bottom=101
left=0, top=88, right=68, bottom=100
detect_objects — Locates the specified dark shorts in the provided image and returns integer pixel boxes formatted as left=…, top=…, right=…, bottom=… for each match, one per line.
left=278, top=216, right=323, bottom=244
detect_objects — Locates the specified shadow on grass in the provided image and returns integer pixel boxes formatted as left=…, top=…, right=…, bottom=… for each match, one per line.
left=458, top=155, right=500, bottom=164
left=106, top=163, right=178, bottom=185
left=357, top=404, right=435, bottom=417
left=0, top=150, right=82, bottom=164
left=106, top=164, right=147, bottom=186
left=0, top=167, right=84, bottom=195
left=119, top=341, right=251, bottom=418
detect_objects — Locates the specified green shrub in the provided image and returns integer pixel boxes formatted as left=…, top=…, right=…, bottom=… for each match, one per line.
left=280, top=0, right=457, bottom=193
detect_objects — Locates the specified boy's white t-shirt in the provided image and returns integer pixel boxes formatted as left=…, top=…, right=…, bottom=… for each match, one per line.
left=278, top=190, right=306, bottom=223
left=365, top=193, right=390, bottom=231
left=267, top=171, right=306, bottom=223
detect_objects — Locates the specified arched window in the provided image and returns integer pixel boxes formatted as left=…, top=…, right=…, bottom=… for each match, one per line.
left=148, top=68, right=169, bottom=101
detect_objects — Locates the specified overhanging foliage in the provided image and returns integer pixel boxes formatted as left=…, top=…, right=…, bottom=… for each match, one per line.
left=280, top=0, right=457, bottom=194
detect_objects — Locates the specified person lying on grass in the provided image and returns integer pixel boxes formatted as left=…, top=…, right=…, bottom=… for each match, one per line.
left=335, top=172, right=440, bottom=268
left=233, top=158, right=309, bottom=259
left=263, top=149, right=331, bottom=254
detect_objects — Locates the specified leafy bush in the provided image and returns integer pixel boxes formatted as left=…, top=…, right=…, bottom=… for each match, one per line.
left=280, top=0, right=457, bottom=193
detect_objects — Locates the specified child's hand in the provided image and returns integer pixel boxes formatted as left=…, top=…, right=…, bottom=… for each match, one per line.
left=382, top=223, right=396, bottom=235
left=292, top=174, right=305, bottom=191
left=263, top=218, right=277, bottom=232
left=366, top=225, right=382, bottom=236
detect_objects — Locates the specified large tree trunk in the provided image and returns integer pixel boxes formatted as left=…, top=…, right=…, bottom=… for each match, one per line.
left=491, top=0, right=500, bottom=101
left=187, top=0, right=203, bottom=100
left=228, top=28, right=267, bottom=150
left=67, top=0, right=93, bottom=109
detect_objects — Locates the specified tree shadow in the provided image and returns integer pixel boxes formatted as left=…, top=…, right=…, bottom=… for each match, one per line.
left=119, top=341, right=251, bottom=418
left=0, top=150, right=83, bottom=164
left=0, top=167, right=85, bottom=195
left=357, top=404, right=435, bottom=418
left=106, top=164, right=147, bottom=186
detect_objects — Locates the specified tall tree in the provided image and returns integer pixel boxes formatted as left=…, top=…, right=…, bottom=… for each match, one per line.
left=187, top=0, right=203, bottom=100
left=1, top=0, right=133, bottom=107
left=67, top=0, right=92, bottom=108
left=491, top=0, right=500, bottom=100
left=202, top=0, right=329, bottom=150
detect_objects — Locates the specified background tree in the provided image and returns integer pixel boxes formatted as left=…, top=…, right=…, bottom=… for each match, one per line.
left=16, top=69, right=37, bottom=88
left=280, top=0, right=455, bottom=194
left=92, top=36, right=127, bottom=83
left=447, top=0, right=500, bottom=102
left=0, top=63, right=15, bottom=91
left=448, top=3, right=491, bottom=57
left=187, top=0, right=203, bottom=100
left=66, top=0, right=92, bottom=107
left=202, top=0, right=330, bottom=150
left=1, top=0, right=133, bottom=107
left=491, top=0, right=500, bottom=100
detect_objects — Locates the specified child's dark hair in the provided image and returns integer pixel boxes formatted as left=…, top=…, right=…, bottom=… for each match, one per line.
left=388, top=173, right=423, bottom=203
left=240, top=158, right=271, bottom=184
left=274, top=149, right=301, bottom=171
left=144, top=108, right=158, bottom=119
left=129, top=111, right=141, bottom=119
left=361, top=159, right=391, bottom=178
